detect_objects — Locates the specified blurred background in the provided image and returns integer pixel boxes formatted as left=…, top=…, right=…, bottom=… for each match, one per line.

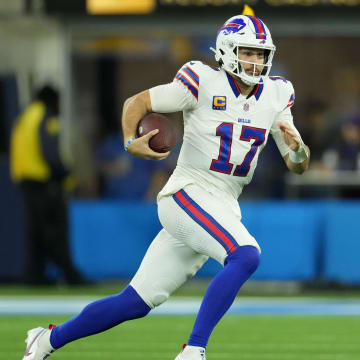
left=1, top=0, right=360, bottom=293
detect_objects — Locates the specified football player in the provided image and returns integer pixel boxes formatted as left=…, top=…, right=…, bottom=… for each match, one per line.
left=22, top=15, right=310, bottom=360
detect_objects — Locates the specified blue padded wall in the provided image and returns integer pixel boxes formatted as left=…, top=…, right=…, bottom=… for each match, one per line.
left=70, top=200, right=360, bottom=283
left=242, top=202, right=324, bottom=281
left=323, top=202, right=360, bottom=284
left=70, top=200, right=331, bottom=282
left=71, top=201, right=161, bottom=280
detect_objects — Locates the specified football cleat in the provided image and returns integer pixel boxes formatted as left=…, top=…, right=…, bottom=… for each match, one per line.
left=22, top=325, right=56, bottom=360
left=175, top=344, right=206, bottom=360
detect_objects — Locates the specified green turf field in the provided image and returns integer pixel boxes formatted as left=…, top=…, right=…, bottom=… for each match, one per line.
left=4, top=315, right=360, bottom=360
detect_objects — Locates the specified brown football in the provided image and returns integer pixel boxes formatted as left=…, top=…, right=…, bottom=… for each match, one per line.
left=137, top=113, right=177, bottom=153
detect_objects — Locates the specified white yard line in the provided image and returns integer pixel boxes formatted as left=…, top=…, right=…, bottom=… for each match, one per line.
left=1, top=297, right=360, bottom=316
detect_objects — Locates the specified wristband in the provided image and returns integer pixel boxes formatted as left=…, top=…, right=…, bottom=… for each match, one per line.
left=124, top=137, right=136, bottom=152
left=289, top=145, right=308, bottom=163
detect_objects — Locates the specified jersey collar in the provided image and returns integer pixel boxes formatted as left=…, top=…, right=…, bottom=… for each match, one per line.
left=225, top=72, right=242, bottom=98
left=246, top=78, right=264, bottom=101
left=225, top=71, right=264, bottom=101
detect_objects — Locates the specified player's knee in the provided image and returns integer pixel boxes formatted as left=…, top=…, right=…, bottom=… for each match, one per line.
left=131, top=281, right=174, bottom=309
left=143, top=290, right=169, bottom=308
left=225, top=245, right=260, bottom=276
left=139, top=292, right=169, bottom=309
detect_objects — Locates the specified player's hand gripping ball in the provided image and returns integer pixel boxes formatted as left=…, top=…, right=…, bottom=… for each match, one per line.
left=137, top=113, right=177, bottom=153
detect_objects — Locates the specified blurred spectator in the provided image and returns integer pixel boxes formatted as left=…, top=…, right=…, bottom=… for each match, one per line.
left=322, top=113, right=360, bottom=198
left=333, top=114, right=360, bottom=170
left=300, top=99, right=333, bottom=169
left=10, top=85, right=85, bottom=285
left=321, top=113, right=360, bottom=171
left=96, top=133, right=176, bottom=201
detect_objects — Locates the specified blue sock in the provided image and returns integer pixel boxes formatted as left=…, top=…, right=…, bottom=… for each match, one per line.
left=188, top=245, right=260, bottom=348
left=50, top=285, right=151, bottom=349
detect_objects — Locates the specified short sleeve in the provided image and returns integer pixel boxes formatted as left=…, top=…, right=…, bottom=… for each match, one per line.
left=271, top=107, right=303, bottom=157
left=283, top=87, right=295, bottom=111
left=269, top=76, right=295, bottom=111
left=173, top=62, right=200, bottom=103
left=149, top=81, right=196, bottom=113
left=269, top=79, right=302, bottom=157
left=149, top=61, right=201, bottom=113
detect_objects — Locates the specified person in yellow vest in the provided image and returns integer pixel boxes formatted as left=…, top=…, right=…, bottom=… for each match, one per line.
left=10, top=85, right=84, bottom=285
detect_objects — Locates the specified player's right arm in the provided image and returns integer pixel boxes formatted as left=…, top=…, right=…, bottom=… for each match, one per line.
left=122, top=90, right=168, bottom=160
left=122, top=61, right=199, bottom=160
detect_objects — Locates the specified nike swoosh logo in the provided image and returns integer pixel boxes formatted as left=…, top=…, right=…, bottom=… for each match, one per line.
left=25, top=330, right=45, bottom=356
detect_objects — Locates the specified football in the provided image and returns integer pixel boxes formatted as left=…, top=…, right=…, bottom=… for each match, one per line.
left=137, top=113, right=177, bottom=153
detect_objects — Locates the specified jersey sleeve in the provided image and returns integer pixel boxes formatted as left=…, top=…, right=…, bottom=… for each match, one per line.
left=270, top=81, right=302, bottom=157
left=283, top=82, right=295, bottom=111
left=149, top=61, right=200, bottom=113
left=269, top=76, right=295, bottom=112
left=173, top=62, right=200, bottom=103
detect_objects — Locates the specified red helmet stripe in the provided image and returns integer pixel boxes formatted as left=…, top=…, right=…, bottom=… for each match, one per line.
left=246, top=16, right=266, bottom=40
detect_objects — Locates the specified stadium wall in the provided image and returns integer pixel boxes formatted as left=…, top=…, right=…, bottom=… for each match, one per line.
left=70, top=200, right=360, bottom=285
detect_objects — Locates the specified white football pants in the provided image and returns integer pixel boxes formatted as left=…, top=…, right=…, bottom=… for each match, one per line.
left=130, top=184, right=260, bottom=308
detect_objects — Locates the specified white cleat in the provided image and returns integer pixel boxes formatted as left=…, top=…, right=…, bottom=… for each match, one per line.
left=22, top=325, right=55, bottom=360
left=175, top=344, right=206, bottom=360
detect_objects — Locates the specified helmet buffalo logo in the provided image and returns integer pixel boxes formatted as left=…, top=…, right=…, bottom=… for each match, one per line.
left=218, top=18, right=246, bottom=35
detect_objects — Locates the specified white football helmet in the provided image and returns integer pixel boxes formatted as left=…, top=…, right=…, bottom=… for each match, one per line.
left=211, top=15, right=276, bottom=85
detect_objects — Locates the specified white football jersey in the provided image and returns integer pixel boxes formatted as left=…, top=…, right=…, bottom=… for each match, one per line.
left=150, top=61, right=297, bottom=205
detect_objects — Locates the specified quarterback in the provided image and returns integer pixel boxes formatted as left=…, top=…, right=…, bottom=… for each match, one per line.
left=22, top=15, right=310, bottom=360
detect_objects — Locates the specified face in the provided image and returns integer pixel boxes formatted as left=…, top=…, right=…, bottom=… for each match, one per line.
left=237, top=47, right=265, bottom=77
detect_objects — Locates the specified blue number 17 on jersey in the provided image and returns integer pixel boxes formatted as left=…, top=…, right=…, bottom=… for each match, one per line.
left=210, top=123, right=266, bottom=177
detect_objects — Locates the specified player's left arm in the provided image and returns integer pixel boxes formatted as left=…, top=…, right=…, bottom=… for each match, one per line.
left=277, top=121, right=310, bottom=174
left=270, top=79, right=310, bottom=174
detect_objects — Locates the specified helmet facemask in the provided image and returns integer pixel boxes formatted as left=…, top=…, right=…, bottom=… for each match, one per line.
left=211, top=15, right=276, bottom=86
left=233, top=46, right=274, bottom=86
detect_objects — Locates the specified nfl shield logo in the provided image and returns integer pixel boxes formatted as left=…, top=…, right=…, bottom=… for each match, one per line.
left=243, top=103, right=250, bottom=111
